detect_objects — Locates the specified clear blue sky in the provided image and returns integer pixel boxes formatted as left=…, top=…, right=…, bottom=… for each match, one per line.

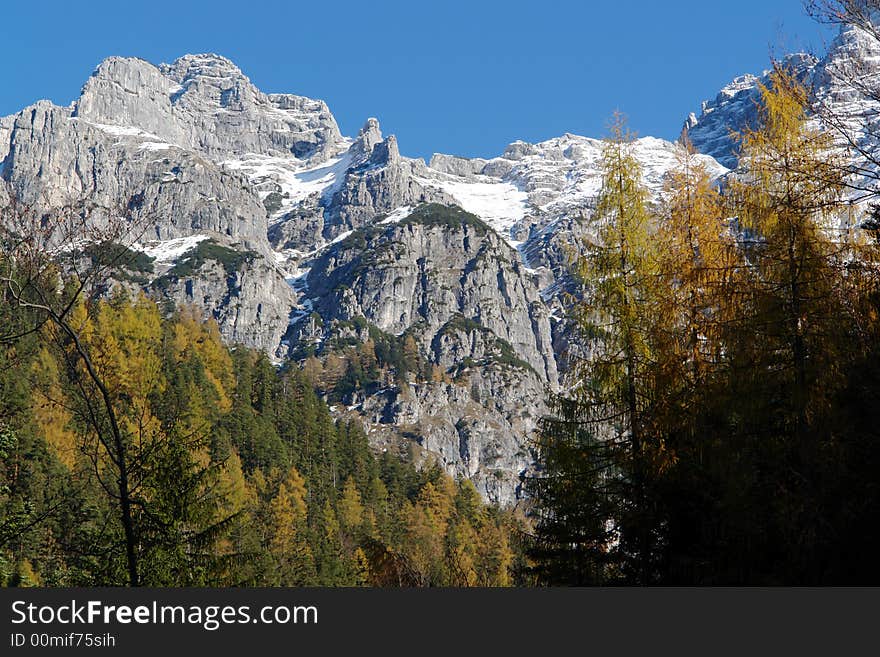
left=1, top=1, right=833, bottom=161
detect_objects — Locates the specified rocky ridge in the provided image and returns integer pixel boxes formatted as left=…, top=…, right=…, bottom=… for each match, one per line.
left=685, top=20, right=880, bottom=196
left=11, top=26, right=876, bottom=503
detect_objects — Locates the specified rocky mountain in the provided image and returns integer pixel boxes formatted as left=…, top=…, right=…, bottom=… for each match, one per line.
left=26, top=36, right=872, bottom=503
left=252, top=127, right=725, bottom=502
left=683, top=52, right=819, bottom=169
left=685, top=19, right=880, bottom=200
left=293, top=204, right=557, bottom=501
left=0, top=53, right=332, bottom=353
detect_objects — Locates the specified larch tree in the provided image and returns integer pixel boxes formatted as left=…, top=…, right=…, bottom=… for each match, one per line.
left=722, top=63, right=853, bottom=581
left=0, top=198, right=151, bottom=586
left=654, top=139, right=734, bottom=395
left=529, top=113, right=665, bottom=585
left=727, top=64, right=849, bottom=442
left=268, top=465, right=315, bottom=585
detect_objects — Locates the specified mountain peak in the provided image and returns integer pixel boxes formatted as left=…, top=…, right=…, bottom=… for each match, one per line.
left=161, top=52, right=246, bottom=85
left=357, top=117, right=383, bottom=146
left=349, top=117, right=384, bottom=165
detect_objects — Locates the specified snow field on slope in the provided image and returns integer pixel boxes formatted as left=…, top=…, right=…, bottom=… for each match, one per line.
left=78, top=121, right=178, bottom=151
left=223, top=148, right=353, bottom=224
left=421, top=135, right=727, bottom=252
left=132, top=234, right=210, bottom=263
left=417, top=176, right=530, bottom=248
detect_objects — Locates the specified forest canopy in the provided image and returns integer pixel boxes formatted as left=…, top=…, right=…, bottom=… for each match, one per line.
left=0, top=292, right=521, bottom=586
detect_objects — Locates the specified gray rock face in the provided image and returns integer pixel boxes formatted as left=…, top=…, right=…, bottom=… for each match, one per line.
left=154, top=239, right=297, bottom=354
left=684, top=19, right=880, bottom=211
left=1, top=100, right=283, bottom=268
left=810, top=22, right=880, bottom=179
left=75, top=57, right=192, bottom=150
left=321, top=130, right=455, bottom=238
left=268, top=195, right=325, bottom=251
left=349, top=118, right=384, bottom=166
left=682, top=73, right=763, bottom=169
left=253, top=116, right=457, bottom=251
left=0, top=55, right=341, bottom=353
left=76, top=53, right=344, bottom=162
left=359, top=366, right=547, bottom=504
left=683, top=52, right=828, bottom=168
left=306, top=205, right=557, bottom=383
left=297, top=204, right=556, bottom=502
left=428, top=153, right=488, bottom=177
left=0, top=115, right=13, bottom=164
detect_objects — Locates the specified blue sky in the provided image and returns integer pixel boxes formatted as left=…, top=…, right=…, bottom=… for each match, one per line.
left=1, top=1, right=833, bottom=161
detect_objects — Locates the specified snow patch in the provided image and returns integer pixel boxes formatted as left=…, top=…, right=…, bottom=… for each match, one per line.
left=379, top=206, right=413, bottom=224
left=133, top=234, right=210, bottom=263
left=326, top=230, right=353, bottom=248
left=88, top=123, right=147, bottom=138
left=419, top=176, right=530, bottom=247
left=82, top=121, right=169, bottom=144
left=287, top=297, right=314, bottom=326
left=138, top=141, right=175, bottom=152
left=223, top=148, right=353, bottom=224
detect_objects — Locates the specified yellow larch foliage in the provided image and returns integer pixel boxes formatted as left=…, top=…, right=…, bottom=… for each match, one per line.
left=91, top=294, right=165, bottom=400
left=353, top=547, right=372, bottom=586
left=29, top=346, right=78, bottom=470
left=322, top=500, right=340, bottom=543
left=338, top=476, right=364, bottom=531
left=89, top=294, right=165, bottom=449
left=446, top=519, right=480, bottom=586
left=171, top=307, right=234, bottom=413
left=268, top=468, right=310, bottom=568
left=215, top=449, right=249, bottom=516
left=728, top=64, right=850, bottom=426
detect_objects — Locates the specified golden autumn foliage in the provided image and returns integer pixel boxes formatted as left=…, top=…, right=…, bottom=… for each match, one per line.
left=29, top=347, right=79, bottom=470
left=171, top=307, right=234, bottom=413
left=338, top=476, right=364, bottom=531
left=530, top=65, right=880, bottom=585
